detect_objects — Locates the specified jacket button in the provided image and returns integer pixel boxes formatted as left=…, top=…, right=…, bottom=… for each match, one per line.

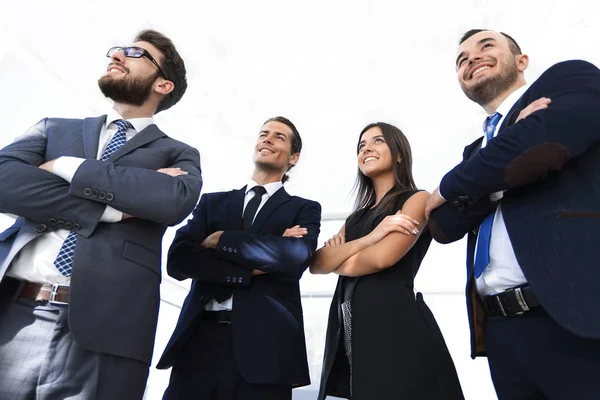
left=239, top=277, right=243, bottom=283
left=72, top=223, right=81, bottom=231
left=64, top=222, right=72, bottom=230
left=226, top=276, right=231, bottom=283
left=232, top=277, right=237, bottom=283
left=222, top=246, right=227, bottom=251
left=57, top=220, right=65, bottom=228
left=83, top=188, right=92, bottom=196
left=452, top=200, right=459, bottom=207
left=106, top=193, right=114, bottom=201
left=91, top=189, right=99, bottom=198
left=48, top=218, right=57, bottom=226
left=228, top=247, right=233, bottom=253
left=233, top=249, right=237, bottom=253
left=34, top=224, right=47, bottom=233
left=99, top=192, right=106, bottom=200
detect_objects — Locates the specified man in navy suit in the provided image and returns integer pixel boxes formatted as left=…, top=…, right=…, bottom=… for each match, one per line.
left=426, top=29, right=600, bottom=399
left=157, top=116, right=321, bottom=400
left=0, top=30, right=201, bottom=399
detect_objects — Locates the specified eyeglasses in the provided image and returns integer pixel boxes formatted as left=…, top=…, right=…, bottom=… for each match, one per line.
left=106, top=46, right=169, bottom=81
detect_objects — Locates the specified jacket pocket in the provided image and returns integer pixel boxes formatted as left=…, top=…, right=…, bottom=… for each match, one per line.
left=123, top=241, right=161, bottom=276
left=556, top=211, right=600, bottom=218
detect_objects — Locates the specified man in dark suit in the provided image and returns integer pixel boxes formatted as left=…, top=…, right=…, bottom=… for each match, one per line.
left=0, top=30, right=201, bottom=399
left=157, top=116, right=321, bottom=400
left=424, top=29, right=600, bottom=399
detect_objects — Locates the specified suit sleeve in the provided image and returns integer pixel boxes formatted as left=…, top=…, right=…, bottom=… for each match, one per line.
left=69, top=145, right=202, bottom=226
left=440, top=60, right=600, bottom=203
left=166, top=194, right=252, bottom=286
left=215, top=200, right=322, bottom=280
left=0, top=119, right=105, bottom=238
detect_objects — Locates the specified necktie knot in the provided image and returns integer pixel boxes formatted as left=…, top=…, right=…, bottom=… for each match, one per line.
left=251, top=186, right=266, bottom=196
left=483, top=112, right=502, bottom=142
left=115, top=119, right=133, bottom=132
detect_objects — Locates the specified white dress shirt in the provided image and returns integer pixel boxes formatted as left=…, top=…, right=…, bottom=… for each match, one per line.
left=474, top=85, right=530, bottom=296
left=205, top=179, right=283, bottom=311
left=7, top=109, right=153, bottom=284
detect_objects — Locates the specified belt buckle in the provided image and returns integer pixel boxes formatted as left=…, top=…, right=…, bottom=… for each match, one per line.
left=48, top=283, right=69, bottom=306
left=494, top=295, right=507, bottom=317
left=513, top=287, right=529, bottom=314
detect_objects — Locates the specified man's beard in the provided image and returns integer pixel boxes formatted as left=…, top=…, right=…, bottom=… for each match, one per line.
left=461, top=57, right=519, bottom=107
left=98, top=70, right=159, bottom=106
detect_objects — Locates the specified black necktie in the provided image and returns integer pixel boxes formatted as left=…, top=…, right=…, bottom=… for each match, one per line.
left=242, top=186, right=266, bottom=231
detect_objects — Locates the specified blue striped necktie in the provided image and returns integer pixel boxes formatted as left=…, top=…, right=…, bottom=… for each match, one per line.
left=473, top=112, right=502, bottom=278
left=53, top=120, right=133, bottom=277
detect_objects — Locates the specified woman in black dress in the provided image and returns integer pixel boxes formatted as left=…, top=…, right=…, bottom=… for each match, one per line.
left=311, top=122, right=464, bottom=399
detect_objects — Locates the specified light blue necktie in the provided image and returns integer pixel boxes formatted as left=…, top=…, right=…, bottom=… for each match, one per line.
left=473, top=112, right=502, bottom=278
left=53, top=120, right=132, bottom=277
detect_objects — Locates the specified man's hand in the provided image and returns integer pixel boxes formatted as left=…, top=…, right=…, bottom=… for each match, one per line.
left=201, top=231, right=223, bottom=249
left=38, top=160, right=56, bottom=173
left=122, top=213, right=135, bottom=220
left=157, top=167, right=188, bottom=177
left=283, top=225, right=307, bottom=238
left=252, top=269, right=266, bottom=275
left=517, top=97, right=551, bottom=122
left=424, top=187, right=446, bottom=220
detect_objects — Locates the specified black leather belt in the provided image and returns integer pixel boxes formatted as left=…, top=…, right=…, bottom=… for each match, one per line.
left=203, top=310, right=232, bottom=324
left=0, top=277, right=70, bottom=305
left=484, top=285, right=541, bottom=317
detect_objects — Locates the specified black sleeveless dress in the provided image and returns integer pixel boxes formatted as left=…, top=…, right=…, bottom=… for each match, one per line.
left=318, top=190, right=464, bottom=400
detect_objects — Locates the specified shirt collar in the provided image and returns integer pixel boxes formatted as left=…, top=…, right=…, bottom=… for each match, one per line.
left=245, top=179, right=283, bottom=197
left=493, top=84, right=530, bottom=119
left=105, top=108, right=154, bottom=133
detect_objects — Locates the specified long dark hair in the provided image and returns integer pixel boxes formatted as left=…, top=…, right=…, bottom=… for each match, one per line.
left=347, top=122, right=417, bottom=227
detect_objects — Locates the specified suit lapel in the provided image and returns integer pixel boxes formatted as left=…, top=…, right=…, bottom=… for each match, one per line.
left=251, top=187, right=291, bottom=233
left=226, top=187, right=246, bottom=230
left=82, top=116, right=106, bottom=159
left=108, top=124, right=166, bottom=162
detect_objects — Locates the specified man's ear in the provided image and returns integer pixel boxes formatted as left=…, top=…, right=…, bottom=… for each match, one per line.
left=289, top=152, right=300, bottom=167
left=517, top=54, right=529, bottom=73
left=155, top=79, right=174, bottom=96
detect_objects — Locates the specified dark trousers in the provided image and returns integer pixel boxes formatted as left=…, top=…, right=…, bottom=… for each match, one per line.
left=163, top=321, right=292, bottom=400
left=0, top=279, right=149, bottom=400
left=485, top=307, right=600, bottom=400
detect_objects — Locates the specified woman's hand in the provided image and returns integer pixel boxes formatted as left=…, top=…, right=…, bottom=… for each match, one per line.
left=324, top=233, right=345, bottom=247
left=282, top=225, right=307, bottom=238
left=365, top=210, right=419, bottom=245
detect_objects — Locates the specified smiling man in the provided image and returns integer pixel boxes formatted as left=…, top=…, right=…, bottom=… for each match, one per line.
left=425, top=29, right=600, bottom=399
left=157, top=117, right=321, bottom=400
left=0, top=30, right=201, bottom=399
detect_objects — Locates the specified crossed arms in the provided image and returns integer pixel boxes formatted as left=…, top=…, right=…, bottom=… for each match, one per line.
left=0, top=119, right=202, bottom=237
left=167, top=194, right=321, bottom=285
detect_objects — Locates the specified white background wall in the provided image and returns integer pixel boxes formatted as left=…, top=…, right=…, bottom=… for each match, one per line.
left=2, top=1, right=599, bottom=399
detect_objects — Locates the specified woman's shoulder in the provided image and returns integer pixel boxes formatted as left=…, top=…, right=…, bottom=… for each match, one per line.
left=392, top=189, right=430, bottom=212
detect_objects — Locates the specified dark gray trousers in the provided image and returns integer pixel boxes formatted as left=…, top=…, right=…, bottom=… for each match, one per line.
left=0, top=284, right=149, bottom=400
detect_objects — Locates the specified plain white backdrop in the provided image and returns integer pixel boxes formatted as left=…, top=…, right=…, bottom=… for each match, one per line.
left=1, top=1, right=599, bottom=398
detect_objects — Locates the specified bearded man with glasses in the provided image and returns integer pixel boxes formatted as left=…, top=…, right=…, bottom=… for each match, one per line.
left=0, top=30, right=201, bottom=399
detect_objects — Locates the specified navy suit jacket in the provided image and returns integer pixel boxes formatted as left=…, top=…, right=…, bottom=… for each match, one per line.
left=157, top=187, right=321, bottom=387
left=0, top=116, right=202, bottom=364
left=429, top=60, right=600, bottom=357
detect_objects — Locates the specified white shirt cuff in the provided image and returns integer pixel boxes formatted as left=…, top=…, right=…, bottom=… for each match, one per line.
left=53, top=156, right=86, bottom=183
left=100, top=206, right=123, bottom=223
left=438, top=185, right=446, bottom=200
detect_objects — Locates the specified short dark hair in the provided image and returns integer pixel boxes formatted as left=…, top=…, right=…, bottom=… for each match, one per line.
left=134, top=30, right=187, bottom=113
left=262, top=116, right=302, bottom=183
left=460, top=29, right=522, bottom=56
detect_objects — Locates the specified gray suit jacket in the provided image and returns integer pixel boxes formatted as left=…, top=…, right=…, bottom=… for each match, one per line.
left=0, top=116, right=202, bottom=364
